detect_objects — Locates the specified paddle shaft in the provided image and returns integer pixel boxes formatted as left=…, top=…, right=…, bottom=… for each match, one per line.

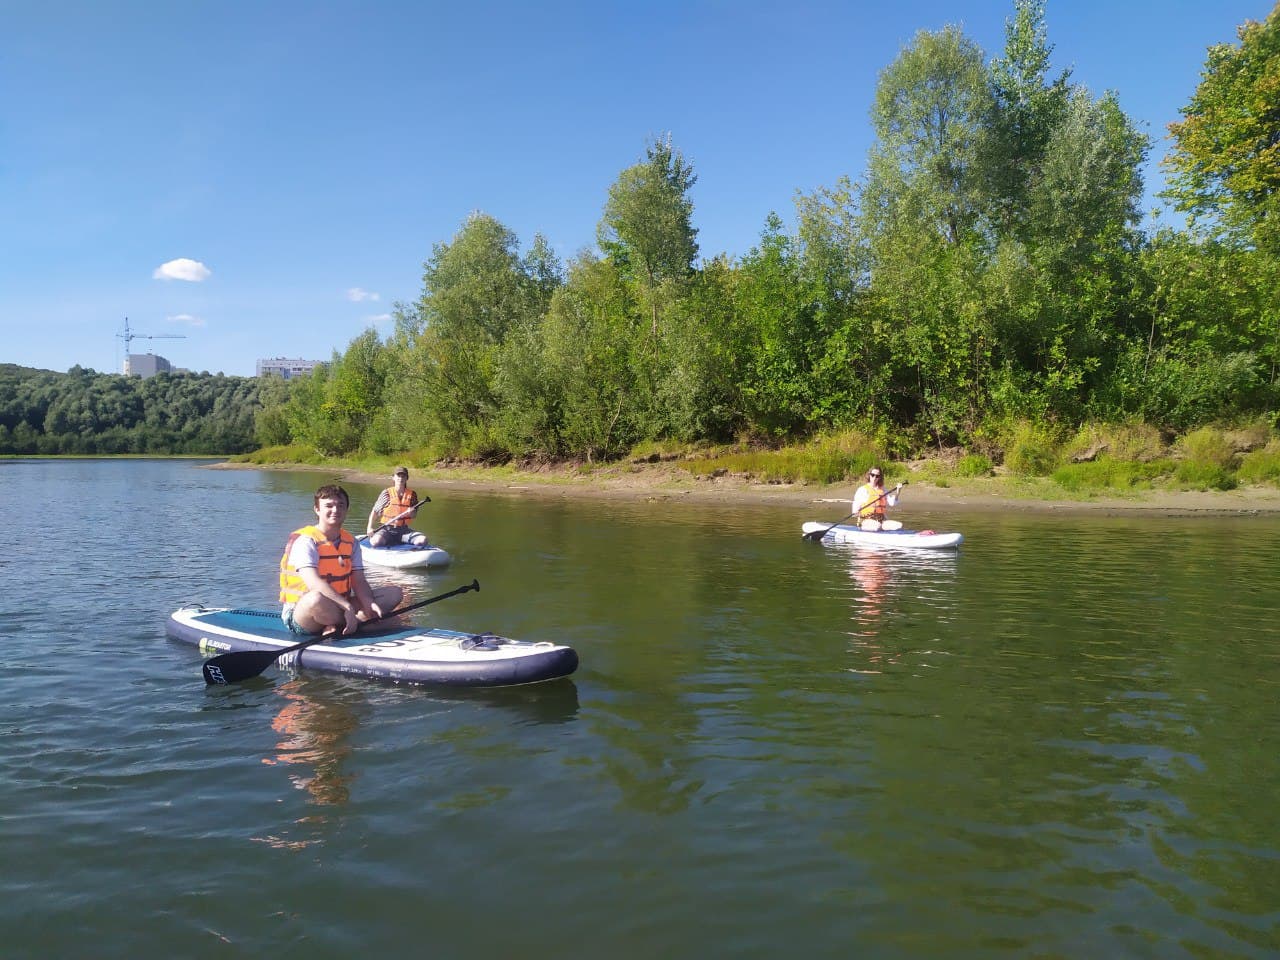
left=803, top=482, right=905, bottom=541
left=201, top=578, right=480, bottom=685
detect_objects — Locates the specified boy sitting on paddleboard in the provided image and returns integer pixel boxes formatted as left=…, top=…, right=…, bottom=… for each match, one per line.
left=280, top=484, right=402, bottom=636
left=366, top=466, right=429, bottom=547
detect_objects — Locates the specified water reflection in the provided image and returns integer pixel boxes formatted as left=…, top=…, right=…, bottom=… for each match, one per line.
left=362, top=563, right=449, bottom=598
left=261, top=679, right=359, bottom=807
left=829, top=545, right=960, bottom=673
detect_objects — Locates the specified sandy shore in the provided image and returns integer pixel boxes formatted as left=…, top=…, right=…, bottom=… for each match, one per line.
left=212, top=459, right=1280, bottom=518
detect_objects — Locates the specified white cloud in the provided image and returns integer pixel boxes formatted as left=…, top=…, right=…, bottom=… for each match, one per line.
left=365, top=313, right=393, bottom=326
left=153, top=258, right=212, bottom=282
left=166, top=313, right=206, bottom=327
left=346, top=287, right=380, bottom=302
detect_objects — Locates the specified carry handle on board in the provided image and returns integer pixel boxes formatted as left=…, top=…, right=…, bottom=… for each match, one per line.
left=201, top=578, right=479, bottom=685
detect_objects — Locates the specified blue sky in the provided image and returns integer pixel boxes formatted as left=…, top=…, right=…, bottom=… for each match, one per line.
left=1, top=0, right=1267, bottom=377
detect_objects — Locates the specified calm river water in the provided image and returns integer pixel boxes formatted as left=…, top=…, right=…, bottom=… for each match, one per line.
left=2, top=459, right=1278, bottom=958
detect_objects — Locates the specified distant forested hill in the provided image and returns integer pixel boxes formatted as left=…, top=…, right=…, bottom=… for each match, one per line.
left=0, top=364, right=273, bottom=454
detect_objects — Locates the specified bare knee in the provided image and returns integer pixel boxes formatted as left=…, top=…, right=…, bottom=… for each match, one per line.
left=374, top=585, right=403, bottom=612
left=292, top=593, right=343, bottom=632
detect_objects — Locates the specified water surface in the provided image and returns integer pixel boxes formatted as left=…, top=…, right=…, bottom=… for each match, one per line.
left=1, top=459, right=1277, bottom=958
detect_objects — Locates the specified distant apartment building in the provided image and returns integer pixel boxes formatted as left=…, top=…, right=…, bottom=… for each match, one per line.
left=256, top=357, right=321, bottom=379
left=124, top=353, right=171, bottom=378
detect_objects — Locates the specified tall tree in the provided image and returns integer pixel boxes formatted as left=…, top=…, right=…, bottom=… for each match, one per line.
left=984, top=0, right=1070, bottom=238
left=864, top=25, right=993, bottom=247
left=859, top=26, right=996, bottom=442
left=537, top=254, right=641, bottom=461
left=1163, top=4, right=1280, bottom=253
left=598, top=135, right=699, bottom=336
left=407, top=212, right=544, bottom=451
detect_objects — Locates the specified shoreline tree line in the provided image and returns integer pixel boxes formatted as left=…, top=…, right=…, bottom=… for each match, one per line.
left=12, top=3, right=1279, bottom=467
left=0, top=364, right=272, bottom=455
left=263, top=2, right=1278, bottom=465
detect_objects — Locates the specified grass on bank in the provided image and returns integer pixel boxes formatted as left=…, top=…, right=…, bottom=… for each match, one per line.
left=237, top=421, right=1280, bottom=498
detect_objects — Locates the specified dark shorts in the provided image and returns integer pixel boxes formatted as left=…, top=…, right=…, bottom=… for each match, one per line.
left=372, top=528, right=427, bottom=547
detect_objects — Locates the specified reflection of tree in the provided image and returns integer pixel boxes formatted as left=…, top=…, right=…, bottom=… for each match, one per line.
left=261, top=680, right=359, bottom=806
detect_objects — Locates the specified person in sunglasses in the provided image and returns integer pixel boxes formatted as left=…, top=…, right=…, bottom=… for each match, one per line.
left=852, top=467, right=904, bottom=531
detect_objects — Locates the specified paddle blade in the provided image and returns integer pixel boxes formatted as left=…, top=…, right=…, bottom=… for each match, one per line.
left=804, top=514, right=853, bottom=541
left=203, top=649, right=289, bottom=685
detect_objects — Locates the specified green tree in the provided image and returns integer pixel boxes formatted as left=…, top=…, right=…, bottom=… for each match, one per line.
left=598, top=135, right=699, bottom=337
left=405, top=212, right=551, bottom=453
left=983, top=0, right=1070, bottom=238
left=859, top=25, right=997, bottom=442
left=539, top=254, right=640, bottom=461
left=864, top=25, right=993, bottom=248
left=1163, top=4, right=1280, bottom=253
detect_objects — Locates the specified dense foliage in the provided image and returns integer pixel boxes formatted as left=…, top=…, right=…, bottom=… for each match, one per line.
left=261, top=2, right=1280, bottom=462
left=1164, top=4, right=1280, bottom=255
left=0, top=364, right=267, bottom=454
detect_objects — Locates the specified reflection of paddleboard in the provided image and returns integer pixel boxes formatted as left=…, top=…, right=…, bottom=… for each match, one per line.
left=357, top=536, right=451, bottom=568
left=801, top=522, right=963, bottom=550
left=168, top=606, right=577, bottom=686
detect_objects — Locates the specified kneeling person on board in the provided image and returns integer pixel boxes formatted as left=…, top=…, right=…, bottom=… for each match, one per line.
left=852, top=467, right=904, bottom=531
left=280, top=484, right=403, bottom=637
left=366, top=466, right=428, bottom=548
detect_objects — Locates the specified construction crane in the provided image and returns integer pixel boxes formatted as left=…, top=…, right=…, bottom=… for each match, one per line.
left=116, top=317, right=187, bottom=375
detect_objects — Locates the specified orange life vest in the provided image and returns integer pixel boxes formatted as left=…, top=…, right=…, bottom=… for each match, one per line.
left=279, top=525, right=354, bottom=605
left=856, top=483, right=888, bottom=521
left=379, top=486, right=417, bottom=527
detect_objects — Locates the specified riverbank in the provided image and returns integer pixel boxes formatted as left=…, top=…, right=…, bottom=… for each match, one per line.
left=210, top=458, right=1280, bottom=517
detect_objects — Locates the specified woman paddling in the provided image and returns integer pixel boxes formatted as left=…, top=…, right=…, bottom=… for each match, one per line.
left=852, top=467, right=904, bottom=531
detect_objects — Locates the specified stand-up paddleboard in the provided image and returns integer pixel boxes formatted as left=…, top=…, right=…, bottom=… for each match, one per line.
left=801, top=522, right=963, bottom=550
left=357, top=536, right=451, bottom=569
left=168, top=605, right=576, bottom=686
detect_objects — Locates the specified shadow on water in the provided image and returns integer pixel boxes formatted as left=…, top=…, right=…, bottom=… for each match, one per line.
left=201, top=670, right=581, bottom=728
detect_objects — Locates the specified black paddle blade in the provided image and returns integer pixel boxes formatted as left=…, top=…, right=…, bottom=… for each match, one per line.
left=203, top=648, right=290, bottom=685
left=804, top=513, right=854, bottom=541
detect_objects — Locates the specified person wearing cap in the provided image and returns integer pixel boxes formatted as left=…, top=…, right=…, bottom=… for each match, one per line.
left=852, top=467, right=903, bottom=531
left=366, top=467, right=429, bottom=547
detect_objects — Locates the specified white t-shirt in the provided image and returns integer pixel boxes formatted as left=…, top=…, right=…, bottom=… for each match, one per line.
left=286, top=532, right=365, bottom=573
left=852, top=484, right=897, bottom=513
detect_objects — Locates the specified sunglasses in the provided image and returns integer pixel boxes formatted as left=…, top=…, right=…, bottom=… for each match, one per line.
left=869, top=472, right=882, bottom=478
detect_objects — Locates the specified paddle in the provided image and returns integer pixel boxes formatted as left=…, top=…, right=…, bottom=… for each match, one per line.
left=201, top=578, right=480, bottom=685
left=802, top=481, right=906, bottom=542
